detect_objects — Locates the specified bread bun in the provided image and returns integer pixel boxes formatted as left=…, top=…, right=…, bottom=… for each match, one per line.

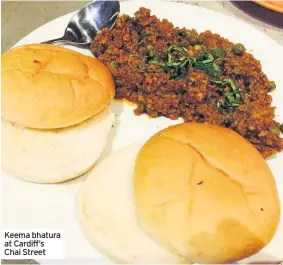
left=2, top=107, right=114, bottom=183
left=133, top=123, right=280, bottom=263
left=1, top=44, right=115, bottom=129
left=78, top=143, right=188, bottom=263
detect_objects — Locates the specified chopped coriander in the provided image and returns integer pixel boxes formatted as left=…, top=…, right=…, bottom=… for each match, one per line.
left=216, top=102, right=227, bottom=115
left=211, top=78, right=237, bottom=91
left=167, top=53, right=173, bottom=66
left=140, top=32, right=151, bottom=39
left=137, top=64, right=145, bottom=72
left=149, top=49, right=155, bottom=57
left=225, top=91, right=241, bottom=106
left=167, top=45, right=184, bottom=52
left=146, top=44, right=224, bottom=80
left=213, top=77, right=242, bottom=111
left=182, top=47, right=188, bottom=53
left=222, top=78, right=237, bottom=91
left=150, top=60, right=159, bottom=65
left=145, top=45, right=155, bottom=58
left=193, top=52, right=222, bottom=77
left=139, top=33, right=151, bottom=44
left=194, top=60, right=221, bottom=77
left=180, top=58, right=192, bottom=67
left=210, top=79, right=225, bottom=86
left=198, top=52, right=214, bottom=64
left=233, top=72, right=241, bottom=77
left=280, top=124, right=283, bottom=133
left=212, top=62, right=222, bottom=76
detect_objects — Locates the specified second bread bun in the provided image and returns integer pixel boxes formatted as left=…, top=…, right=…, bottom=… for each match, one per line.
left=78, top=142, right=187, bottom=263
left=1, top=44, right=115, bottom=129
left=133, top=123, right=280, bottom=263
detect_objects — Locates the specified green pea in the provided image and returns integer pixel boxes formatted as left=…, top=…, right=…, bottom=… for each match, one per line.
left=268, top=81, right=276, bottom=92
left=110, top=61, right=117, bottom=68
left=232, top=43, right=245, bottom=56
left=194, top=45, right=202, bottom=51
left=146, top=44, right=153, bottom=51
left=271, top=127, right=281, bottom=136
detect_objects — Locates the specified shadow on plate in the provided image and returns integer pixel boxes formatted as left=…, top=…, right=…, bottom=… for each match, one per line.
left=100, top=100, right=125, bottom=157
left=240, top=251, right=282, bottom=264
left=231, top=1, right=283, bottom=28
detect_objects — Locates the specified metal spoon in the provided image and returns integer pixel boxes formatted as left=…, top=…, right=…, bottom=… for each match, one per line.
left=42, top=0, right=120, bottom=47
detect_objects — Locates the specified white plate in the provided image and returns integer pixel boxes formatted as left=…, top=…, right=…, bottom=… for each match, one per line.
left=2, top=1, right=283, bottom=264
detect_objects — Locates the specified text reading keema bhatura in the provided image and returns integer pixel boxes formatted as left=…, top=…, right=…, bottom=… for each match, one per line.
left=1, top=230, right=64, bottom=259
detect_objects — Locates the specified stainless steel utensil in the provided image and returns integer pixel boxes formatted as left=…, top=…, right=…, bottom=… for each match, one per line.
left=42, top=0, right=120, bottom=47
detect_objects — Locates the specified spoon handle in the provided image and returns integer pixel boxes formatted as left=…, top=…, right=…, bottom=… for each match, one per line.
left=41, top=37, right=90, bottom=49
left=41, top=36, right=70, bottom=45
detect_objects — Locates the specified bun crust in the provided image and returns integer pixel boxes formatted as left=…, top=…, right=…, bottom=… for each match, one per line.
left=1, top=44, right=115, bottom=129
left=133, top=123, right=280, bottom=263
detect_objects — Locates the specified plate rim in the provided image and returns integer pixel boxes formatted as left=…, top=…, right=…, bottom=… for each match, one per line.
left=14, top=1, right=283, bottom=52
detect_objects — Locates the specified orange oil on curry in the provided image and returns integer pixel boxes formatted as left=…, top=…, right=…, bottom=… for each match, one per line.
left=113, top=98, right=154, bottom=119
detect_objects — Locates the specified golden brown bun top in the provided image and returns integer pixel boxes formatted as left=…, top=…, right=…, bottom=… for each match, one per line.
left=133, top=123, right=280, bottom=263
left=1, top=44, right=115, bottom=129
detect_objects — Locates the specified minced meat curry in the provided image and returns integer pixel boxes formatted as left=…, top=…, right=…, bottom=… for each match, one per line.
left=91, top=7, right=283, bottom=158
